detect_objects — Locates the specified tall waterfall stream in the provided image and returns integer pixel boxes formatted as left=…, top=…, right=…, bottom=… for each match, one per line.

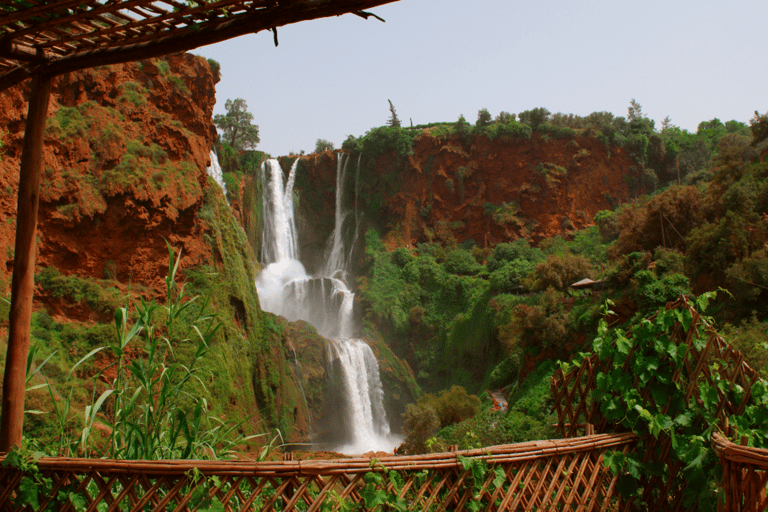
left=255, top=155, right=400, bottom=454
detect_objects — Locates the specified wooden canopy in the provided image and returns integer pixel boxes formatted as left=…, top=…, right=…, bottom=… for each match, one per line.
left=0, top=0, right=397, bottom=92
left=0, top=0, right=398, bottom=452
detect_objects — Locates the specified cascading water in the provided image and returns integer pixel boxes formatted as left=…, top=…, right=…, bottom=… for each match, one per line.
left=255, top=156, right=399, bottom=454
left=206, top=150, right=228, bottom=202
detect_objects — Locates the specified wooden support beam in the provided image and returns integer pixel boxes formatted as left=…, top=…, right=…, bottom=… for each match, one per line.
left=0, top=72, right=53, bottom=453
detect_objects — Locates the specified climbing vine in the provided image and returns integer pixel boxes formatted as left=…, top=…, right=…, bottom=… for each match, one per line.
left=570, top=293, right=768, bottom=509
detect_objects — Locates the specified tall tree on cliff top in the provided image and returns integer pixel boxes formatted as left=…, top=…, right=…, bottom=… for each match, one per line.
left=387, top=99, right=401, bottom=128
left=214, top=98, right=260, bottom=150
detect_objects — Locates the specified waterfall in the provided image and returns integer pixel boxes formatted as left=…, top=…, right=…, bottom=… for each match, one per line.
left=255, top=155, right=399, bottom=454
left=206, top=150, right=228, bottom=202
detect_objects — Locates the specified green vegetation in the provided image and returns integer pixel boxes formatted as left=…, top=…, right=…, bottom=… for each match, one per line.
left=581, top=293, right=767, bottom=509
left=314, top=139, right=334, bottom=153
left=214, top=98, right=260, bottom=150
left=346, top=102, right=768, bottom=459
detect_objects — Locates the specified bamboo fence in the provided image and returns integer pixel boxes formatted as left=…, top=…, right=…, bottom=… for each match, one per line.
left=714, top=433, right=768, bottom=512
left=0, top=433, right=637, bottom=512
left=551, top=296, right=763, bottom=510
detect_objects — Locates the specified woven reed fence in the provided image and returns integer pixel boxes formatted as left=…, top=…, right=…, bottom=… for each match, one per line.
left=551, top=296, right=762, bottom=511
left=0, top=433, right=637, bottom=512
left=714, top=433, right=768, bottom=512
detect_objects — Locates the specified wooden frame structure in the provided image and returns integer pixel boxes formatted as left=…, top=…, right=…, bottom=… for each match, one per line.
left=0, top=0, right=398, bottom=453
left=552, top=296, right=763, bottom=510
left=0, top=433, right=637, bottom=512
left=714, top=433, right=768, bottom=512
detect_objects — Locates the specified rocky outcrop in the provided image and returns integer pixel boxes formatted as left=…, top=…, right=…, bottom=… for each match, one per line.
left=295, top=132, right=642, bottom=252
left=0, top=53, right=217, bottom=301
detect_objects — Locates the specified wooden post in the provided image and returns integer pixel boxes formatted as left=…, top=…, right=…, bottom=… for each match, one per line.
left=0, top=72, right=53, bottom=453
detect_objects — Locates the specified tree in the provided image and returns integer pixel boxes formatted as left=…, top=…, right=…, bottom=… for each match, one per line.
left=314, top=139, right=334, bottom=153
left=495, top=111, right=516, bottom=124
left=750, top=110, right=768, bottom=146
left=476, top=108, right=492, bottom=128
left=214, top=98, right=260, bottom=150
left=518, top=107, right=551, bottom=129
left=387, top=99, right=401, bottom=128
left=627, top=98, right=644, bottom=122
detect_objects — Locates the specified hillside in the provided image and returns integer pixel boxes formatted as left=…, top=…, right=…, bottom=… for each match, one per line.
left=0, top=54, right=345, bottom=448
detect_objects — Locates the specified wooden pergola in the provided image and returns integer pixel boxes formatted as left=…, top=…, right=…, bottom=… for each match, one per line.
left=0, top=0, right=398, bottom=453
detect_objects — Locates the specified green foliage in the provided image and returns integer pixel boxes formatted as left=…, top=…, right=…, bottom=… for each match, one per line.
left=721, top=314, right=768, bottom=378
left=475, top=108, right=492, bottom=129
left=156, top=59, right=171, bottom=76
left=489, top=259, right=535, bottom=294
left=594, top=209, right=619, bottom=242
left=168, top=75, right=190, bottom=95
left=630, top=270, right=690, bottom=310
left=341, top=134, right=362, bottom=152
left=119, top=82, right=147, bottom=106
left=401, top=403, right=439, bottom=454
left=454, top=114, right=471, bottom=142
left=36, top=267, right=122, bottom=315
left=527, top=252, right=594, bottom=291
left=494, top=111, right=515, bottom=124
left=387, top=99, right=401, bottom=128
left=443, top=248, right=480, bottom=275
left=518, top=107, right=551, bottom=129
left=214, top=98, right=260, bottom=150
left=314, top=138, right=334, bottom=153
left=206, top=58, right=221, bottom=79
left=356, top=126, right=414, bottom=159
left=435, top=362, right=556, bottom=450
left=402, top=385, right=481, bottom=454
left=486, top=239, right=544, bottom=272
left=484, top=120, right=532, bottom=141
left=52, top=106, right=88, bottom=139
left=483, top=201, right=521, bottom=227
left=417, top=385, right=482, bottom=428
left=585, top=294, right=764, bottom=509
left=537, top=123, right=577, bottom=139
left=751, top=110, right=768, bottom=146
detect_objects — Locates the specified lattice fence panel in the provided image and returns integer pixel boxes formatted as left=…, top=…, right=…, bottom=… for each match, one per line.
left=0, top=433, right=636, bottom=512
left=714, top=434, right=768, bottom=512
left=551, top=296, right=763, bottom=511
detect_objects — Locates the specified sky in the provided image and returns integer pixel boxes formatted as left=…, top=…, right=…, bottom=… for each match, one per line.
left=194, top=0, right=768, bottom=158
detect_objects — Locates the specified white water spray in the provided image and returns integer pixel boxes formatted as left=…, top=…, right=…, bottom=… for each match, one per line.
left=206, top=150, right=228, bottom=202
left=255, top=155, right=399, bottom=454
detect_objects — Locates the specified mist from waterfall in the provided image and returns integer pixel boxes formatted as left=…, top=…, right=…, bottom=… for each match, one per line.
left=206, top=150, right=228, bottom=203
left=255, top=156, right=399, bottom=454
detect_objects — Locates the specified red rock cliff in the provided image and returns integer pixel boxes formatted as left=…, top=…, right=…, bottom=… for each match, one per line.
left=0, top=53, right=219, bottom=313
left=298, top=131, right=643, bottom=250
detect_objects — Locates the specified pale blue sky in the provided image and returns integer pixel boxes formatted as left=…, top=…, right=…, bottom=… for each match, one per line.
left=195, top=0, right=768, bottom=157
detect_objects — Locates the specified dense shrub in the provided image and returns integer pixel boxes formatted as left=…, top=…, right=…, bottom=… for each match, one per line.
left=484, top=120, right=532, bottom=141
left=611, top=185, right=707, bottom=256
left=418, top=385, right=482, bottom=428
left=314, top=139, right=334, bottom=153
left=359, top=126, right=414, bottom=158
left=518, top=107, right=551, bottom=129
left=489, top=259, right=536, bottom=294
left=401, top=403, right=440, bottom=454
left=486, top=239, right=544, bottom=272
left=631, top=270, right=690, bottom=310
left=443, top=248, right=480, bottom=275
left=527, top=253, right=594, bottom=292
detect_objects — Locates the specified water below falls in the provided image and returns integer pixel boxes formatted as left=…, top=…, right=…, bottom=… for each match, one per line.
left=254, top=156, right=401, bottom=454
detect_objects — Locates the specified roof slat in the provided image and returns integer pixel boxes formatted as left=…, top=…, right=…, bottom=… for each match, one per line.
left=0, top=0, right=399, bottom=92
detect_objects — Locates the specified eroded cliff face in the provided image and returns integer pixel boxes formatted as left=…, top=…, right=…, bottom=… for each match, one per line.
left=0, top=53, right=217, bottom=308
left=296, top=132, right=642, bottom=252
left=0, top=54, right=320, bottom=444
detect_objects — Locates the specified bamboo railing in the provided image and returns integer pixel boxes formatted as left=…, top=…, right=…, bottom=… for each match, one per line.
left=551, top=296, right=764, bottom=510
left=714, top=434, right=768, bottom=512
left=0, top=433, right=637, bottom=512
